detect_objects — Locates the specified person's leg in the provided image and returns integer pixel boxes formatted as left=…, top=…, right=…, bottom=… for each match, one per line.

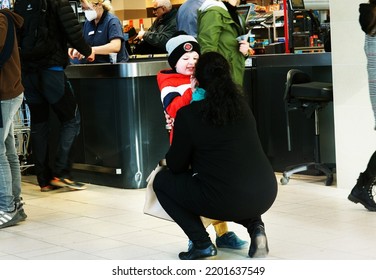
left=7, top=95, right=24, bottom=204
left=0, top=95, right=23, bottom=211
left=51, top=78, right=80, bottom=178
left=348, top=150, right=376, bottom=211
left=28, top=102, right=52, bottom=188
left=22, top=71, right=53, bottom=190
left=364, top=150, right=376, bottom=179
left=154, top=170, right=217, bottom=259
left=6, top=96, right=27, bottom=220
left=39, top=71, right=84, bottom=189
left=0, top=95, right=25, bottom=229
left=212, top=221, right=228, bottom=236
left=235, top=216, right=269, bottom=258
left=154, top=170, right=211, bottom=243
left=365, top=35, right=376, bottom=129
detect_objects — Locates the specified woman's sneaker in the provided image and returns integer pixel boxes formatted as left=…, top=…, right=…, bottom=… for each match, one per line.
left=50, top=177, right=87, bottom=190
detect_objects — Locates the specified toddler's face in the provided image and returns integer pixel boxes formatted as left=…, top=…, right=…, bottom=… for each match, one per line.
left=175, top=52, right=199, bottom=76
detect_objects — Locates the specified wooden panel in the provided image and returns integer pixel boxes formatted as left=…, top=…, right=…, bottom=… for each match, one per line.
left=115, top=9, right=147, bottom=21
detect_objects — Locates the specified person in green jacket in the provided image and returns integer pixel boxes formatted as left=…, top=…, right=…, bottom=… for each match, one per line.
left=197, top=0, right=254, bottom=86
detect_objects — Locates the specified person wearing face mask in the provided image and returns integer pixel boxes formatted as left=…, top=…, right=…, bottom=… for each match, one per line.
left=133, top=0, right=177, bottom=55
left=197, top=0, right=254, bottom=86
left=68, top=0, right=129, bottom=63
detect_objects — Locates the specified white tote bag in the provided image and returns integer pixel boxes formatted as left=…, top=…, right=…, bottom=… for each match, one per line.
left=143, top=163, right=173, bottom=222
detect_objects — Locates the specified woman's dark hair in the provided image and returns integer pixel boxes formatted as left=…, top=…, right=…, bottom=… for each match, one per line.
left=194, top=52, right=244, bottom=126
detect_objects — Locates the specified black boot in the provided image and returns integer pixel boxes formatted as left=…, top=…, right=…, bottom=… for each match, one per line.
left=348, top=172, right=376, bottom=211
left=248, top=225, right=269, bottom=258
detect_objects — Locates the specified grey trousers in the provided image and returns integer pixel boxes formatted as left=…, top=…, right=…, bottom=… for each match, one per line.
left=365, top=35, right=376, bottom=130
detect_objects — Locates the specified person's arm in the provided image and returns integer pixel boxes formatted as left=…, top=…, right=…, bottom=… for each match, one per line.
left=158, top=73, right=193, bottom=119
left=165, top=89, right=193, bottom=118
left=93, top=17, right=124, bottom=55
left=92, top=38, right=121, bottom=55
left=57, top=0, right=93, bottom=59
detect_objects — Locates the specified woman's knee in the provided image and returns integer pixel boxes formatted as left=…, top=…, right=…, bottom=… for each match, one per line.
left=153, top=170, right=169, bottom=193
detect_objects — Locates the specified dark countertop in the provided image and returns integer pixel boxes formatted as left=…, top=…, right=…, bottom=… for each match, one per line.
left=65, top=52, right=331, bottom=79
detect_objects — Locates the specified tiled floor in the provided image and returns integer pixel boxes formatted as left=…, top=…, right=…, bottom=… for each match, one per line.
left=1, top=173, right=376, bottom=260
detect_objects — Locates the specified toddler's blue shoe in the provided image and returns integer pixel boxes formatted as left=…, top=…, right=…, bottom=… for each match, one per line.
left=215, top=231, right=248, bottom=250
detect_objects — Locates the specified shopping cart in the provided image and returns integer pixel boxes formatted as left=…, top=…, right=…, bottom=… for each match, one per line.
left=13, top=100, right=33, bottom=172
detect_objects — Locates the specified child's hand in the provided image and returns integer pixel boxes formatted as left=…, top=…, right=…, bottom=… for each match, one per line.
left=165, top=112, right=174, bottom=131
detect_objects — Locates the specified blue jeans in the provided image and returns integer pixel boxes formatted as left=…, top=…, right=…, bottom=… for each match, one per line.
left=22, top=69, right=80, bottom=187
left=0, top=94, right=23, bottom=212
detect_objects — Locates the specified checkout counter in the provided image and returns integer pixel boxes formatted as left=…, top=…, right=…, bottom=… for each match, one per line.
left=64, top=59, right=170, bottom=189
left=64, top=52, right=334, bottom=189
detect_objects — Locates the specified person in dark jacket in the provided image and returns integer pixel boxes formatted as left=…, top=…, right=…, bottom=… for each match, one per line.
left=133, top=0, right=177, bottom=54
left=19, top=0, right=95, bottom=192
left=153, top=52, right=278, bottom=260
left=0, top=8, right=27, bottom=228
left=348, top=0, right=376, bottom=211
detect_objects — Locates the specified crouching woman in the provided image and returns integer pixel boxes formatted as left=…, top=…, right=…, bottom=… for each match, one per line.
left=154, top=51, right=278, bottom=260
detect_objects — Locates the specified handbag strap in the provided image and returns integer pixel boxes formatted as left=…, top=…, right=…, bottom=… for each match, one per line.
left=0, top=11, right=15, bottom=69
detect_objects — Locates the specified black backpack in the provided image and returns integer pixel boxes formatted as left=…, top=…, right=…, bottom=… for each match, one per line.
left=13, top=0, right=56, bottom=69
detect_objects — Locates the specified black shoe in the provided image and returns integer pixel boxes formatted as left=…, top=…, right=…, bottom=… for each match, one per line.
left=248, top=225, right=269, bottom=258
left=179, top=243, right=217, bottom=260
left=348, top=172, right=376, bottom=211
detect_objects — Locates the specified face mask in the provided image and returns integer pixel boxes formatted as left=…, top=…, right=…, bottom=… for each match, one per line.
left=84, top=10, right=97, bottom=21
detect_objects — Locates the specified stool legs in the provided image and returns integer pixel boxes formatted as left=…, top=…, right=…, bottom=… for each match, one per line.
left=280, top=108, right=335, bottom=186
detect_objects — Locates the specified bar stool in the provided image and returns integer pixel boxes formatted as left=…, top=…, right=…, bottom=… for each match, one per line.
left=280, top=69, right=336, bottom=186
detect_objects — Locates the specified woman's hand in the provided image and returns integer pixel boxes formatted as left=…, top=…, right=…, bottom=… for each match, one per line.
left=87, top=48, right=95, bottom=62
left=238, top=40, right=254, bottom=57
left=164, top=112, right=174, bottom=131
left=190, top=75, right=198, bottom=91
